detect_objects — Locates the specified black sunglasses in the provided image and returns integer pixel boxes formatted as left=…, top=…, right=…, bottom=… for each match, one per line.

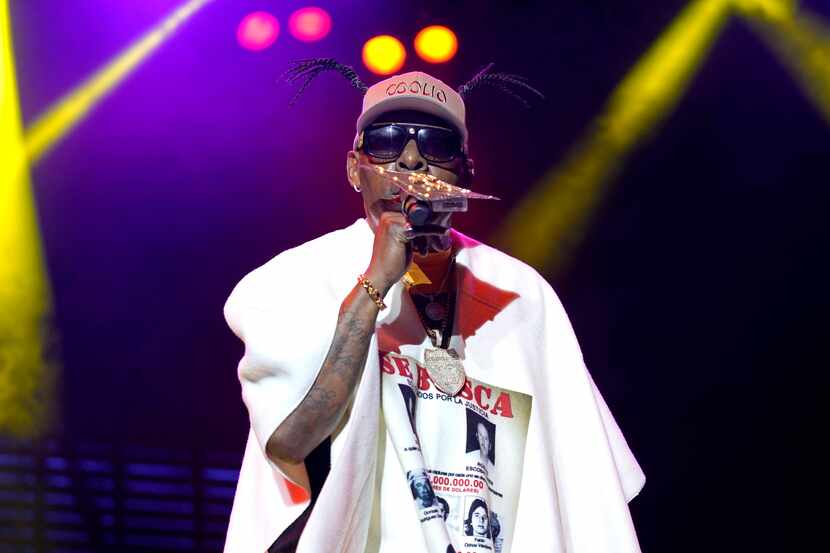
left=360, top=122, right=463, bottom=163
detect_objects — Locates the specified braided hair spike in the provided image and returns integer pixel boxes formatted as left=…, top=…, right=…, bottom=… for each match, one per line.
left=281, top=58, right=369, bottom=106
left=457, top=62, right=545, bottom=109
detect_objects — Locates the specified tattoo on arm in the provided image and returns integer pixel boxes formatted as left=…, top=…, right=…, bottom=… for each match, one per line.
left=268, top=286, right=379, bottom=463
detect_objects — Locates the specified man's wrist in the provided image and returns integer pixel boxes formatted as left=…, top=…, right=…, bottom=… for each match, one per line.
left=362, top=270, right=394, bottom=298
left=357, top=273, right=389, bottom=310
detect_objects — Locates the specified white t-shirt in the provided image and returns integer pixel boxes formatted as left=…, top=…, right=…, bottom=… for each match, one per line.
left=372, top=337, right=531, bottom=553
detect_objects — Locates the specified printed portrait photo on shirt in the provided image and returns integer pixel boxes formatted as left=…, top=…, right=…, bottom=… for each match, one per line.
left=463, top=497, right=492, bottom=540
left=407, top=468, right=438, bottom=510
left=465, top=409, right=496, bottom=471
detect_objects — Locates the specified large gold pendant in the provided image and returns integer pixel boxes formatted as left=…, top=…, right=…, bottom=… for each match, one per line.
left=424, top=348, right=466, bottom=396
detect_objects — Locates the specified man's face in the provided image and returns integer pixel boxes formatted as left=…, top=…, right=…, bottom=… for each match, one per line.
left=471, top=505, right=489, bottom=537
left=412, top=475, right=435, bottom=502
left=346, top=110, right=468, bottom=234
left=476, top=422, right=491, bottom=460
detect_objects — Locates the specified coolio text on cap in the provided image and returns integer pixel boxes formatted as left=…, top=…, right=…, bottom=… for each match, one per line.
left=385, top=80, right=447, bottom=103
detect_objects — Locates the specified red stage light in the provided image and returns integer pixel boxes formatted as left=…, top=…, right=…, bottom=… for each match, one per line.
left=289, top=7, right=332, bottom=42
left=237, top=11, right=279, bottom=51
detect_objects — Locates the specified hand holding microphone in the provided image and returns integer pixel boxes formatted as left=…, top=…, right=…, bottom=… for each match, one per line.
left=402, top=194, right=432, bottom=227
left=362, top=164, right=500, bottom=252
left=386, top=168, right=498, bottom=233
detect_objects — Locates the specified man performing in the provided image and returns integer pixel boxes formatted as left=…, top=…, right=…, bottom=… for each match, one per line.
left=222, top=60, right=645, bottom=553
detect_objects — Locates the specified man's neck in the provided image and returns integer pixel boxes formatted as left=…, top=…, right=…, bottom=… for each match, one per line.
left=411, top=242, right=454, bottom=295
left=411, top=232, right=452, bottom=256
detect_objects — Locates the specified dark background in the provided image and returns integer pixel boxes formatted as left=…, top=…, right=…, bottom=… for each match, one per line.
left=7, top=0, right=829, bottom=550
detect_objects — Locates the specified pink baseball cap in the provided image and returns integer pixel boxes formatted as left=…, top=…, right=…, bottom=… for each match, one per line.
left=353, top=71, right=468, bottom=151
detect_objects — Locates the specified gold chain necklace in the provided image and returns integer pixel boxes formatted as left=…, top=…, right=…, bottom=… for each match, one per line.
left=411, top=257, right=455, bottom=346
left=409, top=257, right=465, bottom=396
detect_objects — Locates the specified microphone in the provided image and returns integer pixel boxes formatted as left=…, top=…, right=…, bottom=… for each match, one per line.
left=402, top=195, right=432, bottom=226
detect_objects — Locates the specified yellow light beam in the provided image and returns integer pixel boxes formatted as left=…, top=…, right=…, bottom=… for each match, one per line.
left=735, top=0, right=830, bottom=123
left=0, top=0, right=56, bottom=438
left=493, top=0, right=733, bottom=274
left=24, top=0, right=214, bottom=165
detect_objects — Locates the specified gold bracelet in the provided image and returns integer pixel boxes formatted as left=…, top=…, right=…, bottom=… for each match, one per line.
left=357, top=274, right=387, bottom=310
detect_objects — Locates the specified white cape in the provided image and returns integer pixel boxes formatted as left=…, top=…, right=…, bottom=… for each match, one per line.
left=223, top=219, right=645, bottom=553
